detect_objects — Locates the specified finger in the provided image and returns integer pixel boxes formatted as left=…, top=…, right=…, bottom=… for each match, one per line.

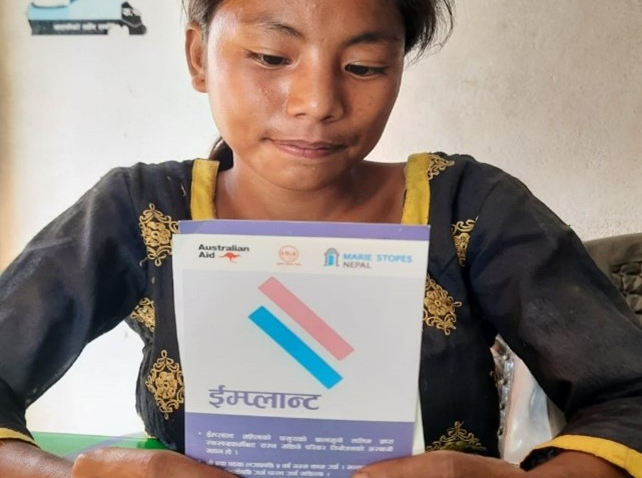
left=73, top=447, right=156, bottom=478
left=355, top=451, right=455, bottom=478
left=354, top=450, right=525, bottom=478
left=71, top=447, right=221, bottom=478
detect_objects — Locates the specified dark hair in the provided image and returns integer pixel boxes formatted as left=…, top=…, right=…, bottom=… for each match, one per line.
left=184, top=0, right=453, bottom=54
left=183, top=0, right=454, bottom=164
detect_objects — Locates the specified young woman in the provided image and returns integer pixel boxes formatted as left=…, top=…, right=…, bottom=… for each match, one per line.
left=0, top=0, right=640, bottom=477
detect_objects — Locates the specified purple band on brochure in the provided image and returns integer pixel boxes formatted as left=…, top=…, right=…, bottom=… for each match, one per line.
left=179, top=220, right=430, bottom=241
left=185, top=413, right=413, bottom=478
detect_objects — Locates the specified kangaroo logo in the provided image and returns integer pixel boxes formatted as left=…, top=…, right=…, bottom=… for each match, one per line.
left=221, top=252, right=241, bottom=263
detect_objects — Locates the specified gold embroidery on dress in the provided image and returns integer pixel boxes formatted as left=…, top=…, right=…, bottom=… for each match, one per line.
left=139, top=203, right=179, bottom=267
left=131, top=297, right=156, bottom=332
left=427, top=155, right=455, bottom=180
left=452, top=219, right=477, bottom=267
left=145, top=350, right=184, bottom=419
left=426, top=421, right=486, bottom=452
left=423, top=277, right=462, bottom=336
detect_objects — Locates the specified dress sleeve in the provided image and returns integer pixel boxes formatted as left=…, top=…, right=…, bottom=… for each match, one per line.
left=465, top=172, right=642, bottom=476
left=0, top=168, right=147, bottom=443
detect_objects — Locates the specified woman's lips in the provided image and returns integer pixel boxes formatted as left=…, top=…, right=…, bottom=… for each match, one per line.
left=270, top=139, right=345, bottom=159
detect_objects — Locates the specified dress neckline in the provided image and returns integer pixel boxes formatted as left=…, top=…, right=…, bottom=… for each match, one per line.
left=189, top=153, right=434, bottom=226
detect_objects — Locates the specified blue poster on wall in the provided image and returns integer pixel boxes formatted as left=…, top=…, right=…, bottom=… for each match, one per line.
left=28, top=0, right=146, bottom=35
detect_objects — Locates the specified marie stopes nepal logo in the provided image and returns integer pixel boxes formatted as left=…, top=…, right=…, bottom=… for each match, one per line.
left=324, top=248, right=414, bottom=269
left=325, top=248, right=374, bottom=269
left=27, top=0, right=146, bottom=36
left=324, top=248, right=340, bottom=267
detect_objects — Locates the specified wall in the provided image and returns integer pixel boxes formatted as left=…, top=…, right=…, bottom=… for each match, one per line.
left=372, top=1, right=642, bottom=239
left=0, top=0, right=641, bottom=438
left=1, top=0, right=211, bottom=435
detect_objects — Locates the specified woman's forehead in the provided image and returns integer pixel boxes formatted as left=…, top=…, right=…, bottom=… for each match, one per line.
left=212, top=0, right=404, bottom=33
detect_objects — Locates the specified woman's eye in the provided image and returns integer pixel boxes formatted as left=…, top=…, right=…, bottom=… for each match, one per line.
left=249, top=52, right=290, bottom=68
left=345, top=64, right=387, bottom=77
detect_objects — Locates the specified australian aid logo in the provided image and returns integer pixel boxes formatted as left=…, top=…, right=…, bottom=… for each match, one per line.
left=249, top=277, right=353, bottom=389
left=198, top=244, right=249, bottom=262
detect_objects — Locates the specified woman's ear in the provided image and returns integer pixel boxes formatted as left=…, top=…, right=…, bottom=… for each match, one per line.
left=186, top=22, right=207, bottom=93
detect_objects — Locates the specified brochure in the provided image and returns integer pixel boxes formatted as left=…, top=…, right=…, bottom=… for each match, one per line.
left=173, top=221, right=429, bottom=478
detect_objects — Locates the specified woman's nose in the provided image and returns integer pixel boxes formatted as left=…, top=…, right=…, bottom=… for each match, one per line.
left=285, top=62, right=346, bottom=122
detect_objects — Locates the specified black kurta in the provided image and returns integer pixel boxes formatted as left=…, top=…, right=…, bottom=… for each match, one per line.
left=0, top=153, right=640, bottom=475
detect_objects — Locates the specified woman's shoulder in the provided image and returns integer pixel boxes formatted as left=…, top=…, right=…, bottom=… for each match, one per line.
left=369, top=151, right=507, bottom=182
left=424, top=152, right=508, bottom=181
left=102, top=158, right=199, bottom=186
left=91, top=158, right=206, bottom=221
left=417, top=151, right=543, bottom=242
left=372, top=152, right=527, bottom=216
left=419, top=151, right=532, bottom=203
left=99, top=158, right=206, bottom=196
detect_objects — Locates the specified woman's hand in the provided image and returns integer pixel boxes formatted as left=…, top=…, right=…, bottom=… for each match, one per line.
left=354, top=450, right=631, bottom=478
left=354, top=450, right=525, bottom=478
left=72, top=447, right=236, bottom=478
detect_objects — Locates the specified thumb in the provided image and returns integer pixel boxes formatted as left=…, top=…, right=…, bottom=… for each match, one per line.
left=71, top=447, right=230, bottom=478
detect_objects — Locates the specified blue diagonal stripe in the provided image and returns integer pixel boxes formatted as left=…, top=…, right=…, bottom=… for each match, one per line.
left=249, top=306, right=342, bottom=389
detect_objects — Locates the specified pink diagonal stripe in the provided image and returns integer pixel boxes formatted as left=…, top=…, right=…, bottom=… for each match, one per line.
left=259, top=277, right=354, bottom=360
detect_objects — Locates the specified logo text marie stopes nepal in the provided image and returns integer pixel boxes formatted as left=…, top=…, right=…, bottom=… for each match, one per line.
left=324, top=248, right=413, bottom=269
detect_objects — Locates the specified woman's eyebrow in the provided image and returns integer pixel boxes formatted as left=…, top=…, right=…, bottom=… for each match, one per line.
left=241, top=14, right=304, bottom=39
left=240, top=14, right=402, bottom=46
left=343, top=31, right=403, bottom=48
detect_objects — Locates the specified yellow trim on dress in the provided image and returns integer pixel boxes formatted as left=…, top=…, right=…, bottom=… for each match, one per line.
left=531, top=435, right=642, bottom=478
left=0, top=427, right=36, bottom=445
left=401, top=153, right=433, bottom=226
left=190, top=159, right=219, bottom=220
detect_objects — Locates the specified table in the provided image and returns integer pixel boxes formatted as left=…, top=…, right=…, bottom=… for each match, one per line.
left=33, top=432, right=166, bottom=459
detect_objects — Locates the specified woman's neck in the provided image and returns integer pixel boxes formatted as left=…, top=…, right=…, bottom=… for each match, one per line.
left=214, top=161, right=405, bottom=223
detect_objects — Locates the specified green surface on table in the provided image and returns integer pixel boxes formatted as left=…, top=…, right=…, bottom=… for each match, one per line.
left=33, top=431, right=166, bottom=459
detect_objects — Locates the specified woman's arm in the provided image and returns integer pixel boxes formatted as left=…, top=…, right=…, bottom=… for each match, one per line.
left=528, top=452, right=631, bottom=478
left=0, top=167, right=147, bottom=448
left=0, top=441, right=241, bottom=478
left=69, top=447, right=236, bottom=478
left=461, top=166, right=642, bottom=474
left=0, top=440, right=72, bottom=478
left=355, top=450, right=631, bottom=478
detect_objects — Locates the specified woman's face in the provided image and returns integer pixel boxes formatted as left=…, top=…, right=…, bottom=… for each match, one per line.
left=187, top=0, right=406, bottom=191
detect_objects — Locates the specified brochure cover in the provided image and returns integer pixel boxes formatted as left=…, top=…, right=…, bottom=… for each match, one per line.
left=173, top=221, right=430, bottom=478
